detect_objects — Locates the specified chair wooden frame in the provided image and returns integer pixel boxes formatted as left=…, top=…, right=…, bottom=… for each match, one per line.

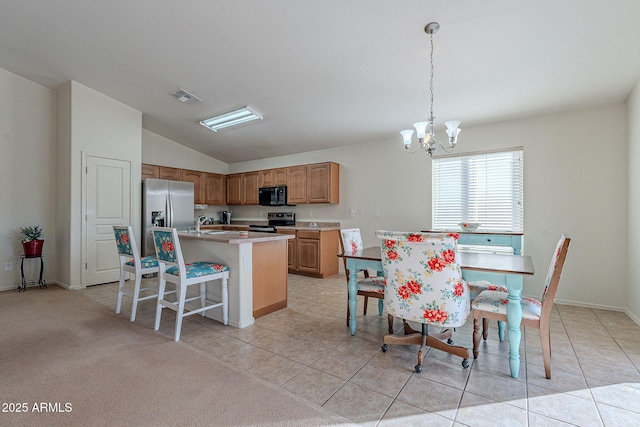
left=113, top=225, right=161, bottom=322
left=472, top=235, right=570, bottom=379
left=151, top=227, right=229, bottom=342
left=339, top=228, right=384, bottom=326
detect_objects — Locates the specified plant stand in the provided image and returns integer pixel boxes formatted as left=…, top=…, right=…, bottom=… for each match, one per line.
left=18, top=254, right=47, bottom=292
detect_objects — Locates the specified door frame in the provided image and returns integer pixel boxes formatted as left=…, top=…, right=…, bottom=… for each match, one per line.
left=81, top=151, right=136, bottom=287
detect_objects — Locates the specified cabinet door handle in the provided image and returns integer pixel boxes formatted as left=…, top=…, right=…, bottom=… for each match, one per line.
left=487, top=238, right=491, bottom=242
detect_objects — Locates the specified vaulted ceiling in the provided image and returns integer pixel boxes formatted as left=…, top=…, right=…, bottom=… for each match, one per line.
left=2, top=1, right=639, bottom=163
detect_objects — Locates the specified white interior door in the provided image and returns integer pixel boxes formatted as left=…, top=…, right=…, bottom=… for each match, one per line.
left=84, top=155, right=131, bottom=286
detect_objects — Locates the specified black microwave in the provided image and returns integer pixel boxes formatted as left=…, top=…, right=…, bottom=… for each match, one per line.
left=259, top=185, right=288, bottom=206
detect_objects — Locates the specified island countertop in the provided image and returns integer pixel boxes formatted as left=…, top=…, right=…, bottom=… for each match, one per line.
left=178, top=230, right=294, bottom=244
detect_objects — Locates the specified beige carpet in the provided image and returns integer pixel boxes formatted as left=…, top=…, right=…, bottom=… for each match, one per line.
left=0, top=285, right=355, bottom=427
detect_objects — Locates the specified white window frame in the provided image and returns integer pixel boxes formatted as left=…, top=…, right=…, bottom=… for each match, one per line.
left=432, top=147, right=523, bottom=233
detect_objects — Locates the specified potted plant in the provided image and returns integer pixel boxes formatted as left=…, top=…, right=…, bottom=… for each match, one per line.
left=20, top=225, right=44, bottom=257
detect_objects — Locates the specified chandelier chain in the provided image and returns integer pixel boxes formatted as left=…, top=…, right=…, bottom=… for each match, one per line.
left=429, top=31, right=434, bottom=120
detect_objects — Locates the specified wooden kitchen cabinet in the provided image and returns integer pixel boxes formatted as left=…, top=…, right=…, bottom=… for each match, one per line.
left=286, top=166, right=308, bottom=204
left=308, top=162, right=339, bottom=203
left=242, top=171, right=260, bottom=205
left=181, top=169, right=205, bottom=204
left=158, top=166, right=182, bottom=181
left=259, top=168, right=287, bottom=187
left=226, top=173, right=243, bottom=205
left=204, top=173, right=226, bottom=205
left=141, top=163, right=159, bottom=179
left=280, top=229, right=339, bottom=278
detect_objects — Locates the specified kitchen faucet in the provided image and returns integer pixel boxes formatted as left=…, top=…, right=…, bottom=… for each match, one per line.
left=196, top=216, right=207, bottom=233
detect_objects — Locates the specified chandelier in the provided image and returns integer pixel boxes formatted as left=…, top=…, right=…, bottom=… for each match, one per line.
left=401, top=22, right=461, bottom=157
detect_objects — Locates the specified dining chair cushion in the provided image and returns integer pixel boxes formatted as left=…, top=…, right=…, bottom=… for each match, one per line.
left=165, top=261, right=230, bottom=278
left=125, top=256, right=159, bottom=269
left=468, top=280, right=508, bottom=299
left=471, top=289, right=542, bottom=321
left=356, top=277, right=385, bottom=293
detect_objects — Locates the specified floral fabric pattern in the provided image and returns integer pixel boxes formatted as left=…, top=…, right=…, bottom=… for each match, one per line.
left=376, top=231, right=469, bottom=328
left=153, top=229, right=177, bottom=263
left=340, top=228, right=364, bottom=254
left=113, top=226, right=133, bottom=256
left=471, top=289, right=542, bottom=321
left=468, top=280, right=508, bottom=301
left=166, top=261, right=229, bottom=278
left=125, top=256, right=158, bottom=269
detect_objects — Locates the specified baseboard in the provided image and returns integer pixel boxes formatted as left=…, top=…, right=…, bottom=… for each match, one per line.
left=555, top=298, right=640, bottom=327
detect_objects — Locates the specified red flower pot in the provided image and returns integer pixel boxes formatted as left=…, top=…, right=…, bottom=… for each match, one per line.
left=22, top=240, right=44, bottom=257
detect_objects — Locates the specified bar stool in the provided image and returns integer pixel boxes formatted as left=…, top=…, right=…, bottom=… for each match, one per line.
left=113, top=226, right=161, bottom=321
left=151, top=227, right=229, bottom=342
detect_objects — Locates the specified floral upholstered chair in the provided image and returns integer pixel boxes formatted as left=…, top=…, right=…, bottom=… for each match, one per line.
left=376, top=230, right=470, bottom=373
left=472, top=234, right=570, bottom=379
left=151, top=227, right=229, bottom=342
left=340, top=228, right=386, bottom=326
left=113, top=226, right=160, bottom=322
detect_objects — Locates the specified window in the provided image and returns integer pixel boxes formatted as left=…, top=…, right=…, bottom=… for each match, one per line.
left=432, top=148, right=523, bottom=233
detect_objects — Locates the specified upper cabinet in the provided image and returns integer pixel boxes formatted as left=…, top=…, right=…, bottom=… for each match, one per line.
left=307, top=162, right=339, bottom=204
left=142, top=161, right=339, bottom=206
left=181, top=169, right=205, bottom=204
left=226, top=173, right=243, bottom=205
left=159, top=166, right=182, bottom=181
left=259, top=168, right=287, bottom=187
left=242, top=171, right=260, bottom=205
left=141, top=163, right=159, bottom=179
left=286, top=162, right=339, bottom=204
left=286, top=165, right=308, bottom=204
left=205, top=173, right=226, bottom=205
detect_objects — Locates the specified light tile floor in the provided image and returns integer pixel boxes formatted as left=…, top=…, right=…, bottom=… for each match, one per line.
left=81, top=274, right=640, bottom=426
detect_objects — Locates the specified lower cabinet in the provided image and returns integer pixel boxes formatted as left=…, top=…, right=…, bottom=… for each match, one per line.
left=278, top=229, right=339, bottom=278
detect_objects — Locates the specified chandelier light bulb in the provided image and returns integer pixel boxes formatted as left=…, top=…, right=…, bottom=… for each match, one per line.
left=400, top=129, right=414, bottom=147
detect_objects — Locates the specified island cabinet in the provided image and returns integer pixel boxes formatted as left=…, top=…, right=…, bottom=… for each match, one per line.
left=181, top=169, right=205, bottom=204
left=204, top=173, right=226, bottom=205
left=259, top=168, right=287, bottom=187
left=279, top=229, right=339, bottom=278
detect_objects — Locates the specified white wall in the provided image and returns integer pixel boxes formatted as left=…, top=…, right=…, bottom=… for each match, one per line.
left=56, top=81, right=142, bottom=289
left=628, top=81, right=640, bottom=323
left=0, top=68, right=57, bottom=291
left=229, top=103, right=629, bottom=311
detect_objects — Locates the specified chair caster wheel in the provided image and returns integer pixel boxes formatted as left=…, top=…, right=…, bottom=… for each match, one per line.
left=381, top=344, right=388, bottom=352
left=414, top=364, right=422, bottom=373
left=447, top=338, right=454, bottom=345
left=462, top=359, right=469, bottom=369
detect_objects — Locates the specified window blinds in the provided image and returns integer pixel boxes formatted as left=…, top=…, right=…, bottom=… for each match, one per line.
left=432, top=148, right=523, bottom=232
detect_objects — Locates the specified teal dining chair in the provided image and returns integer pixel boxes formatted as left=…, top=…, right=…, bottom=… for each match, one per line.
left=112, top=225, right=161, bottom=321
left=151, top=227, right=230, bottom=342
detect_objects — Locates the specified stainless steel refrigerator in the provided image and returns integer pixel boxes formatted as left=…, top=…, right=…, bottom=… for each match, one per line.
left=142, top=178, right=194, bottom=256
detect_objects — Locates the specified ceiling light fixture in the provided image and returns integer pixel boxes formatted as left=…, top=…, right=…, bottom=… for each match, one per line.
left=401, top=22, right=461, bottom=157
left=199, top=106, right=263, bottom=132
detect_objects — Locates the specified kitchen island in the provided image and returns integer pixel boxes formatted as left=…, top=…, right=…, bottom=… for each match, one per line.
left=177, top=230, right=294, bottom=328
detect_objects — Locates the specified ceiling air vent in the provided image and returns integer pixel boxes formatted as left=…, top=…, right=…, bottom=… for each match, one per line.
left=170, top=88, right=202, bottom=104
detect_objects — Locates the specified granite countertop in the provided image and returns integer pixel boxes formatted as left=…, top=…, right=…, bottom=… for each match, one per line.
left=201, top=221, right=340, bottom=231
left=178, top=230, right=294, bottom=244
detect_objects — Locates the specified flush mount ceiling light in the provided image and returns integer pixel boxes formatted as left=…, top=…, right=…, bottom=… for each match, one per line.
left=170, top=88, right=202, bottom=104
left=199, top=106, right=263, bottom=132
left=401, top=22, right=461, bottom=157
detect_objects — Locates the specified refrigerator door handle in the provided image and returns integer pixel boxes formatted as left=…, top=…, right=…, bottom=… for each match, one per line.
left=169, top=194, right=174, bottom=227
left=166, top=194, right=172, bottom=227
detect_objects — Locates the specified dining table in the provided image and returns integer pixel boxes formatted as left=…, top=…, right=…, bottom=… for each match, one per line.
left=338, top=246, right=535, bottom=378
